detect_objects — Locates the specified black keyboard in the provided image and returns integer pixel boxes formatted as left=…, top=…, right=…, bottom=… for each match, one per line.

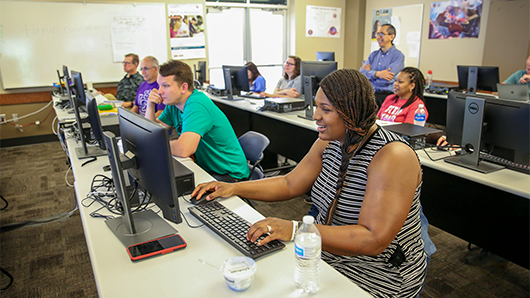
left=479, top=152, right=530, bottom=175
left=188, top=201, right=285, bottom=259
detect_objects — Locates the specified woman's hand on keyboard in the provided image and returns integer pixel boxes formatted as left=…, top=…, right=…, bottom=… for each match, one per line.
left=247, top=217, right=292, bottom=246
left=192, top=181, right=234, bottom=203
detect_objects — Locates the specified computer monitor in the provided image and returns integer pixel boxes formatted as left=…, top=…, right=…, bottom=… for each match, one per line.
left=457, top=65, right=500, bottom=93
left=103, top=127, right=178, bottom=247
left=298, top=61, right=338, bottom=120
left=195, top=61, right=207, bottom=86
left=316, top=51, right=335, bottom=62
left=445, top=91, right=530, bottom=172
left=70, top=70, right=88, bottom=108
left=56, top=69, right=66, bottom=96
left=222, top=65, right=249, bottom=100
left=85, top=92, right=106, bottom=151
left=117, top=107, right=182, bottom=225
left=64, top=68, right=106, bottom=159
left=63, top=65, right=75, bottom=110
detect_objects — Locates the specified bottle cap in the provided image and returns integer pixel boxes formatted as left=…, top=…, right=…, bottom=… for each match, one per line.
left=302, top=215, right=315, bottom=225
left=428, top=70, right=433, bottom=74
left=418, top=104, right=424, bottom=108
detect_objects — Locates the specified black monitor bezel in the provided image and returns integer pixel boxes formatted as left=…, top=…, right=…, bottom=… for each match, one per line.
left=457, top=65, right=500, bottom=92
left=118, top=107, right=182, bottom=224
left=299, top=61, right=338, bottom=95
left=446, top=91, right=530, bottom=165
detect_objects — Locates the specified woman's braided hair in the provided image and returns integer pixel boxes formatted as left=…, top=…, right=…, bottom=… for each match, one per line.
left=319, top=69, right=378, bottom=225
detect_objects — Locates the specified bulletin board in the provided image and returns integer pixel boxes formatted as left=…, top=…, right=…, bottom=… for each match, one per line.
left=364, top=4, right=424, bottom=68
left=0, top=1, right=168, bottom=89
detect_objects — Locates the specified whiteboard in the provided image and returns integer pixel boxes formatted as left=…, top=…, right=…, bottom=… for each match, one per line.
left=0, top=1, right=168, bottom=89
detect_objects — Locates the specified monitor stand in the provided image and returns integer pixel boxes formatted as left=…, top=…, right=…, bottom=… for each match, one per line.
left=103, top=131, right=177, bottom=247
left=444, top=96, right=504, bottom=173
left=105, top=209, right=177, bottom=247
left=298, top=75, right=316, bottom=120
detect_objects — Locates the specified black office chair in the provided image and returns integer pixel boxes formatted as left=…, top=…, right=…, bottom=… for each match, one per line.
left=238, top=131, right=270, bottom=207
left=238, top=131, right=270, bottom=181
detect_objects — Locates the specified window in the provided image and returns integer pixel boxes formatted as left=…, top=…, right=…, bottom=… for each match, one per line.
left=206, top=2, right=288, bottom=93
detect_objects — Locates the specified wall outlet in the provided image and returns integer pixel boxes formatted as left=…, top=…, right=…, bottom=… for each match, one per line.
left=12, top=113, right=18, bottom=123
left=0, top=114, right=6, bottom=124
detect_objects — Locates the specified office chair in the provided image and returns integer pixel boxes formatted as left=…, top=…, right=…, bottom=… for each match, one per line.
left=238, top=131, right=270, bottom=207
left=238, top=131, right=270, bottom=181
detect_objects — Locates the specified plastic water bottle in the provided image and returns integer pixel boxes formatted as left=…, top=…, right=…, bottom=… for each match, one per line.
left=414, top=104, right=426, bottom=127
left=426, top=70, right=433, bottom=89
left=294, top=215, right=321, bottom=294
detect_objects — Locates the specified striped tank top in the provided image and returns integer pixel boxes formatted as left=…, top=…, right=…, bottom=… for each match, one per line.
left=311, top=126, right=427, bottom=298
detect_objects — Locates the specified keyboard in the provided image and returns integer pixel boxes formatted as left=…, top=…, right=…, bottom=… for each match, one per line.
left=479, top=152, right=530, bottom=175
left=239, top=93, right=263, bottom=99
left=188, top=201, right=285, bottom=259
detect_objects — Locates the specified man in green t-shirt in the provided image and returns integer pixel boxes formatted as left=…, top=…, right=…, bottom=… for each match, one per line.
left=145, top=60, right=249, bottom=182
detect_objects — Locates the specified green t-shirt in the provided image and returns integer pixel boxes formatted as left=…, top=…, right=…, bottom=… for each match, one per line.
left=158, top=90, right=250, bottom=180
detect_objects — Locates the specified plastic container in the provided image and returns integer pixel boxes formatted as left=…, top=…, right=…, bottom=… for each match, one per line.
left=414, top=104, right=426, bottom=127
left=221, top=257, right=257, bottom=291
left=426, top=70, right=433, bottom=89
left=294, top=215, right=321, bottom=294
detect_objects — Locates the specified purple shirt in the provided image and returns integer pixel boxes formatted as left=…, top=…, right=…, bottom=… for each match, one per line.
left=134, top=81, right=165, bottom=116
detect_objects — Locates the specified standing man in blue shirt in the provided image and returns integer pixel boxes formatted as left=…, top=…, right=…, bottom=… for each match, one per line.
left=360, top=24, right=405, bottom=109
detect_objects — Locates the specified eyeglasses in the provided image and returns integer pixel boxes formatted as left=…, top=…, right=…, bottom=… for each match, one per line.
left=375, top=32, right=389, bottom=37
left=139, top=67, right=153, bottom=72
left=122, top=61, right=133, bottom=66
left=284, top=61, right=295, bottom=66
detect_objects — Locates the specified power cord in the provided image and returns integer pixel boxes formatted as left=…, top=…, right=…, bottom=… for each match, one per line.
left=0, top=195, right=7, bottom=211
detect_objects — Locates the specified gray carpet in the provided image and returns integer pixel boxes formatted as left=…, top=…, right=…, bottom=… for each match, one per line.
left=1, top=141, right=528, bottom=297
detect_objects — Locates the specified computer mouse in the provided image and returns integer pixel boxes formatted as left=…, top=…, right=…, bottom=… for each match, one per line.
left=190, top=190, right=215, bottom=205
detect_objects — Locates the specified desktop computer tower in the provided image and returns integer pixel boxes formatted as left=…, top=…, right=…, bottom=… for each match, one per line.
left=172, top=159, right=195, bottom=196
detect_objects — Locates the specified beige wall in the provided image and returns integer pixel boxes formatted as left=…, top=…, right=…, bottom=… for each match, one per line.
left=293, top=0, right=346, bottom=68
left=482, top=0, right=529, bottom=80
left=0, top=103, right=56, bottom=140
left=362, top=0, right=529, bottom=82
left=343, top=0, right=366, bottom=69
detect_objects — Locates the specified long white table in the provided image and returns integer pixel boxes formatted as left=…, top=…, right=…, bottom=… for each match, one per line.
left=64, top=135, right=371, bottom=297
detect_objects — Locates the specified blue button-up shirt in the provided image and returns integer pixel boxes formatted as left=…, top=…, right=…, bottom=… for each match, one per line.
left=360, top=45, right=405, bottom=93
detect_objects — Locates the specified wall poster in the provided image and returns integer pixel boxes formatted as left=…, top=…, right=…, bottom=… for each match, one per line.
left=429, top=0, right=482, bottom=39
left=168, top=4, right=206, bottom=59
left=305, top=5, right=341, bottom=38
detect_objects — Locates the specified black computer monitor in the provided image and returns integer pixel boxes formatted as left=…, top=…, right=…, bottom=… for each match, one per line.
left=103, top=126, right=178, bottom=247
left=445, top=91, right=530, bottom=172
left=316, top=51, right=335, bottom=62
left=56, top=69, right=66, bottom=96
left=85, top=92, right=106, bottom=151
left=117, top=107, right=182, bottom=225
left=298, top=61, right=338, bottom=120
left=70, top=70, right=88, bottom=107
left=195, top=61, right=207, bottom=86
left=64, top=68, right=105, bottom=159
left=457, top=65, right=500, bottom=92
left=222, top=65, right=249, bottom=100
left=63, top=65, right=75, bottom=109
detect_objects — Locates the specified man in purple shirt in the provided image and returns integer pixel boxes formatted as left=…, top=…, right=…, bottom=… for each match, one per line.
left=132, top=56, right=165, bottom=117
left=360, top=24, right=405, bottom=109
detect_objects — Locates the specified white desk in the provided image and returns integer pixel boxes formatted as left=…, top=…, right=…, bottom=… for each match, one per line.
left=65, top=136, right=371, bottom=297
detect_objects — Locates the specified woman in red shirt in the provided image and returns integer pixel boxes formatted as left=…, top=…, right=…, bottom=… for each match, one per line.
left=377, top=67, right=429, bottom=124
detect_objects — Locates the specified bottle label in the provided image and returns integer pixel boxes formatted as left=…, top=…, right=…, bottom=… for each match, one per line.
left=414, top=114, right=426, bottom=122
left=295, top=243, right=321, bottom=259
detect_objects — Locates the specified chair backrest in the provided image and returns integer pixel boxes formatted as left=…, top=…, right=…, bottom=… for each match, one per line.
left=238, top=131, right=270, bottom=180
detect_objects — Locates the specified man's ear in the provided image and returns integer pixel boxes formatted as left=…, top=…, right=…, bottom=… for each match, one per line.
left=181, top=82, right=189, bottom=94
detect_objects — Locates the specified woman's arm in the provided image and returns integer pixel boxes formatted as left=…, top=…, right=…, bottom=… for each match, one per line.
left=193, top=139, right=328, bottom=202
left=247, top=142, right=421, bottom=256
